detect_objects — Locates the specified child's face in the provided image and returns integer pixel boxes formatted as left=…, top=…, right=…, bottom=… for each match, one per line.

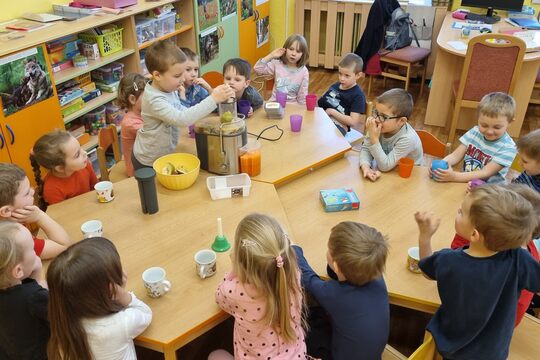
left=223, top=67, right=249, bottom=98
left=15, top=225, right=40, bottom=280
left=153, top=62, right=186, bottom=93
left=338, top=65, right=363, bottom=90
left=455, top=196, right=475, bottom=240
left=285, top=41, right=303, bottom=66
left=11, top=176, right=35, bottom=210
left=519, top=152, right=540, bottom=176
left=373, top=102, right=406, bottom=136
left=59, top=136, right=88, bottom=176
left=477, top=114, right=510, bottom=142
left=183, top=59, right=200, bottom=87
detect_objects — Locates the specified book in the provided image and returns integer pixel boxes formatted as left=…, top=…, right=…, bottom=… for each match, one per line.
left=319, top=188, right=360, bottom=212
left=4, top=20, right=54, bottom=32
left=513, top=31, right=540, bottom=53
left=508, top=18, right=540, bottom=30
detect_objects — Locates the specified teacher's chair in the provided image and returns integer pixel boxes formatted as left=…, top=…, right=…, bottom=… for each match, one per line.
left=447, top=34, right=526, bottom=143
left=97, top=124, right=127, bottom=182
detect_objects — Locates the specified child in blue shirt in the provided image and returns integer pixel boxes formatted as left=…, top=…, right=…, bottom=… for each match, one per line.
left=513, top=129, right=540, bottom=192
left=178, top=47, right=212, bottom=107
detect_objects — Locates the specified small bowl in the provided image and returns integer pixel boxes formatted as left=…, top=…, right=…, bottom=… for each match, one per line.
left=153, top=153, right=200, bottom=190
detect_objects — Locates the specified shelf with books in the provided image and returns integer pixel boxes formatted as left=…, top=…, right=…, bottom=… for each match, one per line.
left=138, top=24, right=193, bottom=50
left=63, top=91, right=118, bottom=124
left=83, top=136, right=99, bottom=152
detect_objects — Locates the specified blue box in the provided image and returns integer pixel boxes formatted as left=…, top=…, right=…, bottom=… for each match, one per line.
left=319, top=188, right=360, bottom=212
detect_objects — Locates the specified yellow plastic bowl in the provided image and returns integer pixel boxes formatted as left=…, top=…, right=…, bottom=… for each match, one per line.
left=153, top=153, right=200, bottom=190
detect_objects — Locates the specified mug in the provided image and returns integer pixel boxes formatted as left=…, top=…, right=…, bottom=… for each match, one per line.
left=94, top=181, right=114, bottom=203
left=407, top=246, right=421, bottom=274
left=80, top=220, right=103, bottom=239
left=194, top=249, right=217, bottom=279
left=142, top=267, right=171, bottom=298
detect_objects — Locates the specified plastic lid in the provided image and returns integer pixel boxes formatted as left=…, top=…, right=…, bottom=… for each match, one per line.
left=135, top=167, right=156, bottom=181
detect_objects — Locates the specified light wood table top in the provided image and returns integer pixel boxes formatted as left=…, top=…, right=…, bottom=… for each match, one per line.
left=46, top=172, right=291, bottom=359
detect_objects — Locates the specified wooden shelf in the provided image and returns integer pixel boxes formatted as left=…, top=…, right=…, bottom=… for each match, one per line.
left=63, top=91, right=117, bottom=124
left=138, top=24, right=193, bottom=50
left=53, top=49, right=135, bottom=85
left=83, top=136, right=99, bottom=152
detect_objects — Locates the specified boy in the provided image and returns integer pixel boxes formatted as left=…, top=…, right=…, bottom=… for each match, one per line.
left=359, top=88, right=423, bottom=181
left=223, top=58, right=263, bottom=117
left=514, top=129, right=540, bottom=191
left=318, top=53, right=366, bottom=135
left=178, top=47, right=212, bottom=107
left=0, top=163, right=70, bottom=259
left=0, top=221, right=49, bottom=360
left=133, top=40, right=234, bottom=170
left=415, top=185, right=540, bottom=360
left=293, top=222, right=389, bottom=360
left=433, top=92, right=516, bottom=183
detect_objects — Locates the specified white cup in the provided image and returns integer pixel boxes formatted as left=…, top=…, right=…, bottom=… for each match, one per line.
left=407, top=246, right=421, bottom=274
left=194, top=249, right=217, bottom=279
left=95, top=181, right=114, bottom=203
left=80, top=220, right=103, bottom=239
left=142, top=267, right=172, bottom=298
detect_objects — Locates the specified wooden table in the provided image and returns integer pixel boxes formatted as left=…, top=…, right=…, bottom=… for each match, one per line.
left=424, top=13, right=540, bottom=137
left=46, top=173, right=291, bottom=360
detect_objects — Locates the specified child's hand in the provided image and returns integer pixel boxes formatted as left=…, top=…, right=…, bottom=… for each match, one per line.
left=247, top=106, right=253, bottom=118
left=194, top=77, right=212, bottom=92
left=178, top=84, right=186, bottom=100
left=270, top=48, right=286, bottom=59
left=10, top=205, right=44, bottom=224
left=211, top=84, right=236, bottom=103
left=361, top=164, right=381, bottom=182
left=432, top=168, right=458, bottom=182
left=414, top=211, right=440, bottom=237
left=325, top=108, right=338, bottom=118
left=365, top=117, right=382, bottom=143
left=112, top=283, right=132, bottom=307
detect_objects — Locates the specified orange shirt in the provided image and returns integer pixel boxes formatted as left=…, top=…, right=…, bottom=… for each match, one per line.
left=43, top=161, right=98, bottom=205
left=121, top=111, right=144, bottom=177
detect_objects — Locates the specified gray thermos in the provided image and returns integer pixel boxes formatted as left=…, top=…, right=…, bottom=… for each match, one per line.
left=134, top=168, right=159, bottom=214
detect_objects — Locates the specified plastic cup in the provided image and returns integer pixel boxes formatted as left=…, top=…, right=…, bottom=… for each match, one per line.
left=188, top=124, right=196, bottom=138
left=237, top=100, right=251, bottom=117
left=275, top=91, right=287, bottom=108
left=305, top=94, right=317, bottom=111
left=430, top=159, right=449, bottom=179
left=290, top=114, right=303, bottom=132
left=398, top=157, right=414, bottom=178
left=239, top=139, right=262, bottom=177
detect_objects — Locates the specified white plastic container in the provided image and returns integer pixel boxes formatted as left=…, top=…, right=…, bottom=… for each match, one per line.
left=155, top=12, right=176, bottom=37
left=207, top=173, right=252, bottom=200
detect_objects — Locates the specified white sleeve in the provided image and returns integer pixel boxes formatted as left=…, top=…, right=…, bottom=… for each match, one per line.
left=124, top=292, right=153, bottom=339
left=150, top=95, right=217, bottom=127
left=359, top=137, right=374, bottom=167
left=368, top=136, right=414, bottom=172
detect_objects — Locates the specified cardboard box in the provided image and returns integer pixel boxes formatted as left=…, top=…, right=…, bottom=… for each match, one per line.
left=319, top=188, right=360, bottom=212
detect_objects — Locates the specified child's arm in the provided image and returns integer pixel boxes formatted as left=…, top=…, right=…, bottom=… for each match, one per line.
left=246, top=87, right=264, bottom=111
left=359, top=131, right=381, bottom=182
left=434, top=145, right=503, bottom=183
left=326, top=110, right=363, bottom=128
left=414, top=211, right=440, bottom=259
left=113, top=285, right=153, bottom=338
left=254, top=48, right=284, bottom=75
left=296, top=68, right=309, bottom=105
left=194, top=78, right=213, bottom=93
left=443, top=144, right=467, bottom=167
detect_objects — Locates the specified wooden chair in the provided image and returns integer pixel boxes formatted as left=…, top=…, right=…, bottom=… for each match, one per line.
left=447, top=34, right=526, bottom=143
left=97, top=124, right=127, bottom=182
left=201, top=71, right=224, bottom=88
left=530, top=69, right=540, bottom=105
left=380, top=46, right=431, bottom=97
left=417, top=130, right=451, bottom=159
left=408, top=332, right=442, bottom=360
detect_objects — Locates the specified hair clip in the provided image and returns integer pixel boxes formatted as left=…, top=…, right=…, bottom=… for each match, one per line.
left=133, top=82, right=139, bottom=92
left=241, top=239, right=257, bottom=248
left=276, top=255, right=284, bottom=268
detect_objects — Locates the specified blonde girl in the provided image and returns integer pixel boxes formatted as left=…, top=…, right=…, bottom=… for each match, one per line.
left=254, top=34, right=310, bottom=104
left=47, top=237, right=152, bottom=360
left=118, top=73, right=147, bottom=177
left=209, top=213, right=307, bottom=360
left=30, top=130, right=97, bottom=207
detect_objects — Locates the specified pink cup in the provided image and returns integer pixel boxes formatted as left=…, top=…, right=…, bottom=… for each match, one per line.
left=290, top=114, right=303, bottom=132
left=275, top=91, right=287, bottom=108
left=305, top=94, right=317, bottom=111
left=188, top=124, right=195, bottom=138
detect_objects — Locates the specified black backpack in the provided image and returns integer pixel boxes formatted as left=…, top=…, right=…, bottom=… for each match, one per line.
left=384, top=7, right=420, bottom=51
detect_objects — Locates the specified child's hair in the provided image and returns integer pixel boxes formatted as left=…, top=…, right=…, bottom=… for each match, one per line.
left=30, top=130, right=72, bottom=211
left=468, top=185, right=538, bottom=251
left=0, top=221, right=23, bottom=289
left=117, top=73, right=147, bottom=110
left=501, top=183, right=540, bottom=239
left=233, top=213, right=304, bottom=343
left=376, top=88, right=413, bottom=118
left=180, top=47, right=198, bottom=61
left=517, top=129, right=540, bottom=160
left=328, top=222, right=388, bottom=286
left=280, top=34, right=309, bottom=68
left=0, top=163, right=26, bottom=208
left=338, top=53, right=364, bottom=74
left=223, top=58, right=252, bottom=80
left=47, top=237, right=124, bottom=360
left=145, top=40, right=187, bottom=74
left=477, top=92, right=515, bottom=122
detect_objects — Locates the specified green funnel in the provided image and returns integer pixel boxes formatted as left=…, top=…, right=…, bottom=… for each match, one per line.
left=212, top=235, right=230, bottom=252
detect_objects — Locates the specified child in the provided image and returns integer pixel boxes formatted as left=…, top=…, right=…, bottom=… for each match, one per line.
left=31, top=130, right=98, bottom=206
left=0, top=163, right=70, bottom=259
left=514, top=129, right=540, bottom=191
left=415, top=185, right=540, bottom=360
left=0, top=221, right=48, bottom=360
left=47, top=237, right=152, bottom=360
left=359, top=88, right=423, bottom=181
left=293, top=221, right=389, bottom=360
left=132, top=40, right=234, bottom=170
left=208, top=213, right=306, bottom=359
left=254, top=34, right=309, bottom=104
left=223, top=58, right=263, bottom=117
left=118, top=73, right=147, bottom=177
left=433, top=92, right=517, bottom=184
left=178, top=47, right=212, bottom=107
left=318, top=53, right=366, bottom=135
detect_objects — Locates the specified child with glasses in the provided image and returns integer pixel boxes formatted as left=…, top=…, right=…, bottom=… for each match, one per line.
left=359, top=88, right=423, bottom=181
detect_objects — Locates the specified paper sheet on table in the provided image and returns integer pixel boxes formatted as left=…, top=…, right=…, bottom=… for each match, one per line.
left=452, top=22, right=492, bottom=31
left=448, top=41, right=468, bottom=50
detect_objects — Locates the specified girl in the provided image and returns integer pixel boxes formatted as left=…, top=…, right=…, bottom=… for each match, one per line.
left=254, top=34, right=310, bottom=104
left=30, top=130, right=98, bottom=207
left=47, top=237, right=152, bottom=360
left=118, top=73, right=147, bottom=177
left=208, top=213, right=307, bottom=360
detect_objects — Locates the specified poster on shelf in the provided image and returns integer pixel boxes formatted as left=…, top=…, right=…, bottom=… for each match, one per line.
left=0, top=46, right=54, bottom=117
left=241, top=0, right=253, bottom=21
left=256, top=16, right=269, bottom=48
left=199, top=27, right=220, bottom=66
left=221, top=0, right=237, bottom=21
left=197, top=0, right=219, bottom=32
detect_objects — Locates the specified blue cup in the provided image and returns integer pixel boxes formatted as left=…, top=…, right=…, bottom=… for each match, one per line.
left=431, top=160, right=449, bottom=179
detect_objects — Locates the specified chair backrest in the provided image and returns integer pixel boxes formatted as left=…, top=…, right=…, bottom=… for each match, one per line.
left=511, top=153, right=523, bottom=173
left=408, top=332, right=439, bottom=360
left=201, top=71, right=224, bottom=88
left=97, top=124, right=121, bottom=181
left=416, top=130, right=450, bottom=158
left=457, top=34, right=526, bottom=104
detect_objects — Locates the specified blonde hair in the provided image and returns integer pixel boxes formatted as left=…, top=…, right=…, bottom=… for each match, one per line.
left=280, top=34, right=309, bottom=68
left=468, top=185, right=537, bottom=251
left=477, top=92, right=515, bottom=122
left=0, top=163, right=26, bottom=208
left=501, top=183, right=540, bottom=239
left=328, top=222, right=388, bottom=286
left=233, top=213, right=304, bottom=343
left=117, top=73, right=146, bottom=110
left=517, top=129, right=540, bottom=160
left=145, top=40, right=186, bottom=74
left=0, top=222, right=24, bottom=289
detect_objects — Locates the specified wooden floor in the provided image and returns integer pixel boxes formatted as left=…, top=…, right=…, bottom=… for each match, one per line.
left=308, top=67, right=540, bottom=149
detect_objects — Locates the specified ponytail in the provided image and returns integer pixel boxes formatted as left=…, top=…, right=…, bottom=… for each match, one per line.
left=29, top=153, right=47, bottom=211
left=275, top=253, right=296, bottom=342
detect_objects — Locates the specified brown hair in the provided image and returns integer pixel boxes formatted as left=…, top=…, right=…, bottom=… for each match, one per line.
left=338, top=53, right=364, bottom=74
left=145, top=40, right=186, bottom=74
left=328, top=222, right=388, bottom=286
left=117, top=73, right=147, bottom=110
left=30, top=130, right=72, bottom=211
left=376, top=88, right=413, bottom=118
left=477, top=92, right=515, bottom=123
left=280, top=34, right=309, bottom=68
left=0, top=163, right=26, bottom=208
left=0, top=222, right=24, bottom=289
left=501, top=183, right=540, bottom=239
left=47, top=237, right=125, bottom=360
left=223, top=58, right=252, bottom=80
left=517, top=129, right=540, bottom=160
left=233, top=213, right=305, bottom=343
left=468, top=185, right=537, bottom=251
left=180, top=47, right=198, bottom=61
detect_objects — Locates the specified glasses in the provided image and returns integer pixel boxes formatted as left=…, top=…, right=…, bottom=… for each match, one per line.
left=371, top=109, right=401, bottom=122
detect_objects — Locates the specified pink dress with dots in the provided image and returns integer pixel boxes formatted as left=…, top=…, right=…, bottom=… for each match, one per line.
left=215, top=272, right=307, bottom=360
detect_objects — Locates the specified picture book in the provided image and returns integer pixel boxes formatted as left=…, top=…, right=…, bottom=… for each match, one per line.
left=508, top=18, right=540, bottom=30
left=320, top=188, right=360, bottom=212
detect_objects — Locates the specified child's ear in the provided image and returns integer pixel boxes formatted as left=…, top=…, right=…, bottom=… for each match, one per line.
left=0, top=205, right=13, bottom=218
left=11, top=263, right=25, bottom=281
left=470, top=229, right=481, bottom=243
left=151, top=70, right=161, bottom=80
left=53, top=164, right=66, bottom=174
left=398, top=117, right=408, bottom=125
left=245, top=79, right=251, bottom=88
left=128, top=94, right=137, bottom=106
left=356, top=72, right=365, bottom=80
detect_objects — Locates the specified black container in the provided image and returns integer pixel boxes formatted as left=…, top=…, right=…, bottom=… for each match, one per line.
left=134, top=168, right=159, bottom=214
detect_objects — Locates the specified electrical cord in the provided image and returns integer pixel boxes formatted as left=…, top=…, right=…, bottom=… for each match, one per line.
left=248, top=124, right=284, bottom=142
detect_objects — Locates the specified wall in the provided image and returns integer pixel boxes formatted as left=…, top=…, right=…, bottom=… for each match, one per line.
left=1, top=0, right=70, bottom=22
left=270, top=0, right=296, bottom=50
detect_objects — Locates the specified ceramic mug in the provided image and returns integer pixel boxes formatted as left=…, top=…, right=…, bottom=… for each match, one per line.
left=407, top=246, right=421, bottom=274
left=80, top=220, right=103, bottom=239
left=194, top=249, right=217, bottom=279
left=94, top=181, right=114, bottom=203
left=142, top=267, right=171, bottom=298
